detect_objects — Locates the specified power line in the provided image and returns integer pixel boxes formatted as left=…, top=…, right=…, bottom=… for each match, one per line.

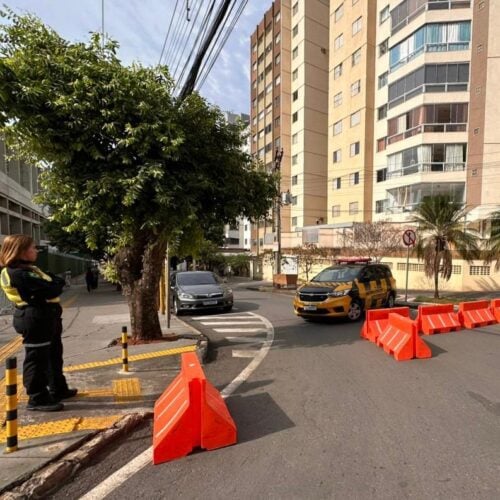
left=164, top=2, right=188, bottom=68
left=158, top=0, right=180, bottom=67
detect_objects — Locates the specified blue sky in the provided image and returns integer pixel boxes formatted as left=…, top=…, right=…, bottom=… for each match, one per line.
left=4, top=1, right=268, bottom=114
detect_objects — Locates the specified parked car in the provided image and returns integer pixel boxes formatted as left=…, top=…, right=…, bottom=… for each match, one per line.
left=293, top=259, right=396, bottom=321
left=171, top=271, right=233, bottom=315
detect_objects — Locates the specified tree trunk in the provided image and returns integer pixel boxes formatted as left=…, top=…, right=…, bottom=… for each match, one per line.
left=116, top=236, right=167, bottom=340
left=434, top=253, right=440, bottom=299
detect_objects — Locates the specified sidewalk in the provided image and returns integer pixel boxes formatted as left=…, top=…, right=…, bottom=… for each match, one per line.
left=0, top=281, right=204, bottom=496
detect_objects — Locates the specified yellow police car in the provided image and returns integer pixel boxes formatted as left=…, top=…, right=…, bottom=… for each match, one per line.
left=293, top=258, right=396, bottom=321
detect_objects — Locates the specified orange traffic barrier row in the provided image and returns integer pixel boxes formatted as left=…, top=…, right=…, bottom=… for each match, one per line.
left=417, top=304, right=461, bottom=335
left=376, top=314, right=432, bottom=361
left=153, top=352, right=237, bottom=465
left=361, top=307, right=409, bottom=343
left=458, top=300, right=496, bottom=329
left=490, top=299, right=500, bottom=323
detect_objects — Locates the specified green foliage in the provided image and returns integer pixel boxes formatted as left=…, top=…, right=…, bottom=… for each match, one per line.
left=413, top=196, right=479, bottom=298
left=0, top=10, right=277, bottom=255
left=225, top=253, right=250, bottom=276
left=484, top=211, right=500, bottom=270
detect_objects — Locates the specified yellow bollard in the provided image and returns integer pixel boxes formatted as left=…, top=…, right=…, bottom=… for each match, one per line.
left=5, top=356, right=18, bottom=453
left=121, top=326, right=129, bottom=373
left=159, top=266, right=166, bottom=315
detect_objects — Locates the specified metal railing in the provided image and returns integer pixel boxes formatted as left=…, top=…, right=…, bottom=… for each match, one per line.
left=388, top=83, right=469, bottom=110
left=386, top=162, right=466, bottom=179
left=387, top=122, right=467, bottom=145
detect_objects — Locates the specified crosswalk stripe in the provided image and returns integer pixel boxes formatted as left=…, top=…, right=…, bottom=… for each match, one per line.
left=200, top=321, right=263, bottom=325
left=193, top=315, right=252, bottom=320
left=232, top=350, right=259, bottom=358
left=214, top=328, right=265, bottom=333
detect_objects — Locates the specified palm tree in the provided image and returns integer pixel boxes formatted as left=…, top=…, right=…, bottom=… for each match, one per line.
left=413, top=196, right=480, bottom=299
left=485, top=211, right=500, bottom=270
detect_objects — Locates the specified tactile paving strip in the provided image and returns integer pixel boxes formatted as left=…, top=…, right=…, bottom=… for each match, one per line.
left=0, top=337, right=22, bottom=365
left=112, top=378, right=141, bottom=402
left=64, top=344, right=197, bottom=372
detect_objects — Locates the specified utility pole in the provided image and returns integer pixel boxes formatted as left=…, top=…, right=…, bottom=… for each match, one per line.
left=274, top=148, right=284, bottom=275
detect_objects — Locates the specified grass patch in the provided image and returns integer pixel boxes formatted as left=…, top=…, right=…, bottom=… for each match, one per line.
left=414, top=295, right=462, bottom=304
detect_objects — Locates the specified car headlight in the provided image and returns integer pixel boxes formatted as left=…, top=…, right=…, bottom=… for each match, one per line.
left=225, top=288, right=233, bottom=295
left=178, top=292, right=194, bottom=299
left=327, top=289, right=351, bottom=297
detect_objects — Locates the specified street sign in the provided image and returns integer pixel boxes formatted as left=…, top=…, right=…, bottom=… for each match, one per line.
left=402, top=229, right=416, bottom=247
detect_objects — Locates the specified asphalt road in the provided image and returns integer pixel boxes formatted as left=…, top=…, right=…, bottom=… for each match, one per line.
left=53, top=287, right=500, bottom=499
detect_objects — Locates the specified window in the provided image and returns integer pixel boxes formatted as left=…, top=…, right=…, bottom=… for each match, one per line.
left=334, top=4, right=344, bottom=22
left=292, top=175, right=298, bottom=186
left=332, top=205, right=341, bottom=217
left=334, top=92, right=343, bottom=107
left=349, top=172, right=360, bottom=185
left=351, top=80, right=361, bottom=96
left=378, top=71, right=388, bottom=89
left=275, top=76, right=281, bottom=87
left=333, top=177, right=341, bottom=190
left=350, top=142, right=360, bottom=156
left=275, top=137, right=281, bottom=148
left=293, top=90, right=298, bottom=101
left=352, top=16, right=362, bottom=35
left=258, top=128, right=264, bottom=139
left=333, top=120, right=342, bottom=135
left=292, top=154, right=298, bottom=165
left=252, top=98, right=256, bottom=109
left=275, top=54, right=281, bottom=65
left=252, top=44, right=257, bottom=54
left=292, top=133, right=298, bottom=144
left=275, top=33, right=281, bottom=45
left=292, top=2, right=298, bottom=15
left=376, top=168, right=387, bottom=182
left=292, top=112, right=298, bottom=123
left=292, top=47, right=298, bottom=59
left=274, top=96, right=279, bottom=107
left=252, top=80, right=256, bottom=89
left=265, top=83, right=272, bottom=94
left=469, top=265, right=490, bottom=276
left=292, top=24, right=298, bottom=37
left=378, top=104, right=387, bottom=120
left=275, top=11, right=280, bottom=24
left=292, top=216, right=298, bottom=226
left=350, top=110, right=361, bottom=127
left=379, top=38, right=389, bottom=57
left=274, top=117, right=280, bottom=128
left=349, top=201, right=359, bottom=214
left=252, top=62, right=257, bottom=72
left=377, top=137, right=387, bottom=152
left=352, top=48, right=361, bottom=66
left=334, top=63, right=343, bottom=79
left=291, top=196, right=298, bottom=205
left=266, top=103, right=272, bottom=115
left=292, top=69, right=298, bottom=81
left=379, top=5, right=390, bottom=24
left=376, top=200, right=388, bottom=213
left=265, top=124, right=272, bottom=134
left=335, top=34, right=344, bottom=50
left=333, top=149, right=342, bottom=163
left=389, top=22, right=471, bottom=71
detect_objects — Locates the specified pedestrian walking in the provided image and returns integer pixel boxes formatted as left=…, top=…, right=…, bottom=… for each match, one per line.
left=0, top=235, right=77, bottom=411
left=85, top=267, right=94, bottom=293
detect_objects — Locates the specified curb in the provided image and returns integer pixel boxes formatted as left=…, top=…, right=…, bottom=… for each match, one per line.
left=0, top=411, right=152, bottom=500
left=175, top=317, right=209, bottom=363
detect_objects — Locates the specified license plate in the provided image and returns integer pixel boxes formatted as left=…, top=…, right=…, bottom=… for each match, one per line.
left=304, top=305, right=317, bottom=311
left=203, top=300, right=218, bottom=306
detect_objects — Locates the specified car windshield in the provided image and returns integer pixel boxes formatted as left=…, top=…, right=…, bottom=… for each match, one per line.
left=311, top=267, right=361, bottom=283
left=177, top=272, right=218, bottom=286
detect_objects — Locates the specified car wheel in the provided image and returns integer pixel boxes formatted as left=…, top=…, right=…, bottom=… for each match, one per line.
left=223, top=305, right=233, bottom=313
left=385, top=293, right=395, bottom=308
left=173, top=299, right=183, bottom=316
left=347, top=300, right=363, bottom=322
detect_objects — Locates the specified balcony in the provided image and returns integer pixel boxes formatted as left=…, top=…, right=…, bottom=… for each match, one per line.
left=387, top=122, right=467, bottom=146
left=391, top=1, right=471, bottom=36
left=386, top=161, right=465, bottom=180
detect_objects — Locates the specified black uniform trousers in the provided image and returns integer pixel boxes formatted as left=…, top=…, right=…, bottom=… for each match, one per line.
left=13, top=304, right=69, bottom=404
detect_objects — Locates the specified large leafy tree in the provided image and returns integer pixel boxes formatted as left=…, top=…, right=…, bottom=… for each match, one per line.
left=413, top=196, right=479, bottom=298
left=484, top=211, right=500, bottom=270
left=0, top=11, right=276, bottom=338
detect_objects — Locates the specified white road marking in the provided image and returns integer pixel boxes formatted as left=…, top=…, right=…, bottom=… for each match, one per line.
left=79, top=311, right=274, bottom=500
left=232, top=350, right=259, bottom=358
left=214, top=328, right=265, bottom=333
left=200, top=321, right=263, bottom=325
left=92, top=314, right=130, bottom=324
left=194, top=315, right=252, bottom=320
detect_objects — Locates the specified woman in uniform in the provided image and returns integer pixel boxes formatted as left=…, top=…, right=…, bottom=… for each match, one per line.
left=0, top=235, right=77, bottom=411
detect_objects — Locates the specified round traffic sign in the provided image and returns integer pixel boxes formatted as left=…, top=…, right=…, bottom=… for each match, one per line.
left=403, top=229, right=416, bottom=247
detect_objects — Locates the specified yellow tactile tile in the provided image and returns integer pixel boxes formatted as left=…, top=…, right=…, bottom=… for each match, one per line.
left=63, top=344, right=197, bottom=372
left=0, top=337, right=22, bottom=365
left=112, top=378, right=141, bottom=402
left=0, top=415, right=122, bottom=443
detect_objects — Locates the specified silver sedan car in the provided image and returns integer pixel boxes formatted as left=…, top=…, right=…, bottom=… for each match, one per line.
left=171, top=271, right=233, bottom=315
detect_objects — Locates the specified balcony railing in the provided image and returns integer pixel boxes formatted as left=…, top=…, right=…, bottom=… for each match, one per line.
left=388, top=82, right=469, bottom=110
left=391, top=1, right=471, bottom=35
left=385, top=162, right=466, bottom=179
left=387, top=122, right=467, bottom=145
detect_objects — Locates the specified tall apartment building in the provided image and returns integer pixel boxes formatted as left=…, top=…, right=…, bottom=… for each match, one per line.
left=0, top=138, right=45, bottom=242
left=250, top=0, right=330, bottom=253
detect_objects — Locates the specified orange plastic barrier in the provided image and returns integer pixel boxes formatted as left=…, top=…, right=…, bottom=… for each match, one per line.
left=153, top=352, right=237, bottom=465
left=377, top=314, right=432, bottom=361
left=458, top=300, right=497, bottom=329
left=491, top=299, right=500, bottom=323
left=360, top=307, right=410, bottom=343
left=417, top=304, right=461, bottom=335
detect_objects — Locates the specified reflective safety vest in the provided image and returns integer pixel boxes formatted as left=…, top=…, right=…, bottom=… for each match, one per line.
left=0, top=266, right=61, bottom=307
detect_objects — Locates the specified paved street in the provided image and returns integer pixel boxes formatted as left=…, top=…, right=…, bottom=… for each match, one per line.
left=52, top=285, right=500, bottom=500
